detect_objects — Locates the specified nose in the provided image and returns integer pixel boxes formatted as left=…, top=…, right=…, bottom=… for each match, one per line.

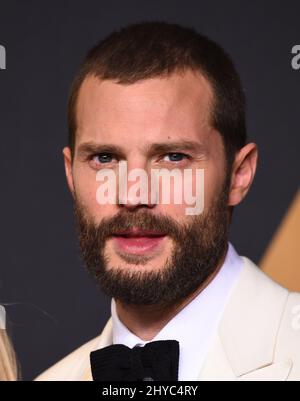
left=117, top=160, right=158, bottom=210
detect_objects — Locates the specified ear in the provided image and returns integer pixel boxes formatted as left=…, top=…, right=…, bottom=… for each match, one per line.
left=228, top=143, right=258, bottom=207
left=63, top=147, right=75, bottom=197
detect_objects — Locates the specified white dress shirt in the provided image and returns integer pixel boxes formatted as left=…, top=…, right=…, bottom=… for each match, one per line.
left=111, top=242, right=244, bottom=380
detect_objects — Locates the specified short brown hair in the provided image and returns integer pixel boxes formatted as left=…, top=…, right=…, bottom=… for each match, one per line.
left=68, top=21, right=247, bottom=167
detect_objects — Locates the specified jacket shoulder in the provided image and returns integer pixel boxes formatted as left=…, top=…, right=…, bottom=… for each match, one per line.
left=243, top=257, right=300, bottom=378
left=35, top=336, right=100, bottom=381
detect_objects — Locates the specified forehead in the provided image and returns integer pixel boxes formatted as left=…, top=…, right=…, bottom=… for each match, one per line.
left=75, top=70, right=214, bottom=147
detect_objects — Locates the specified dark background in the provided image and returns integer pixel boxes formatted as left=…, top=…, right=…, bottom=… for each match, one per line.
left=0, top=0, right=299, bottom=380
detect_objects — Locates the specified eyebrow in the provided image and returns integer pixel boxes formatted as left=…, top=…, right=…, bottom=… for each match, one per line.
left=76, top=140, right=206, bottom=159
left=145, top=141, right=206, bottom=156
left=77, top=142, right=126, bottom=159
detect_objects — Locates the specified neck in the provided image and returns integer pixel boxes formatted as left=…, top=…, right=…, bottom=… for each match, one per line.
left=114, top=246, right=228, bottom=341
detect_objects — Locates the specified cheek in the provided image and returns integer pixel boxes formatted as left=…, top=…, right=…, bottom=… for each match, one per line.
left=73, top=166, right=117, bottom=220
left=203, top=165, right=226, bottom=210
left=201, top=131, right=228, bottom=209
left=158, top=203, right=187, bottom=219
left=152, top=170, right=206, bottom=218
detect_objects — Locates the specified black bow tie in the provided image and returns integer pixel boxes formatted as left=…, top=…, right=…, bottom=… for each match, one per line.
left=90, top=340, right=179, bottom=381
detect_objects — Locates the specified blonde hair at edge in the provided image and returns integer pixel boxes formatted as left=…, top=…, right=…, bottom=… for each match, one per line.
left=0, top=329, right=17, bottom=381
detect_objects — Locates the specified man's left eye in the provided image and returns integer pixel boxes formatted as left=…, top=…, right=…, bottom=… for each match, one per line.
left=163, top=153, right=188, bottom=162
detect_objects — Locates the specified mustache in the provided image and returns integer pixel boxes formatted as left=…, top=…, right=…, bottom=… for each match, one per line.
left=75, top=207, right=190, bottom=241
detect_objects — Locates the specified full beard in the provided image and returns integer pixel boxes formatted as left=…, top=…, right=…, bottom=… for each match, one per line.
left=74, top=182, right=230, bottom=308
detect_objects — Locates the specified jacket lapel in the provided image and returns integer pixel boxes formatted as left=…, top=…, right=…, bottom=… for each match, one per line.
left=80, top=318, right=113, bottom=381
left=200, top=257, right=291, bottom=380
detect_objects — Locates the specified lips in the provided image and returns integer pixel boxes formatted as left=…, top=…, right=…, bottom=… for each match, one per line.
left=112, top=228, right=166, bottom=255
left=113, top=228, right=166, bottom=237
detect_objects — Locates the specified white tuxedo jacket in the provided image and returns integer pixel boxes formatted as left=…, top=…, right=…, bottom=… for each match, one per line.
left=36, top=257, right=300, bottom=381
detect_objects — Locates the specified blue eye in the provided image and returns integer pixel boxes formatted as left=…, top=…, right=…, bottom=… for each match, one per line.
left=93, top=153, right=114, bottom=163
left=163, top=153, right=187, bottom=162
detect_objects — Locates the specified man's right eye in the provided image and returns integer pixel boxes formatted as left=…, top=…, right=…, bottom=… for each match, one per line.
left=92, top=153, right=115, bottom=164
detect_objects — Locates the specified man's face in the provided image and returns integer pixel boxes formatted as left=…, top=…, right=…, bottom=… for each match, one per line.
left=65, top=70, right=230, bottom=306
